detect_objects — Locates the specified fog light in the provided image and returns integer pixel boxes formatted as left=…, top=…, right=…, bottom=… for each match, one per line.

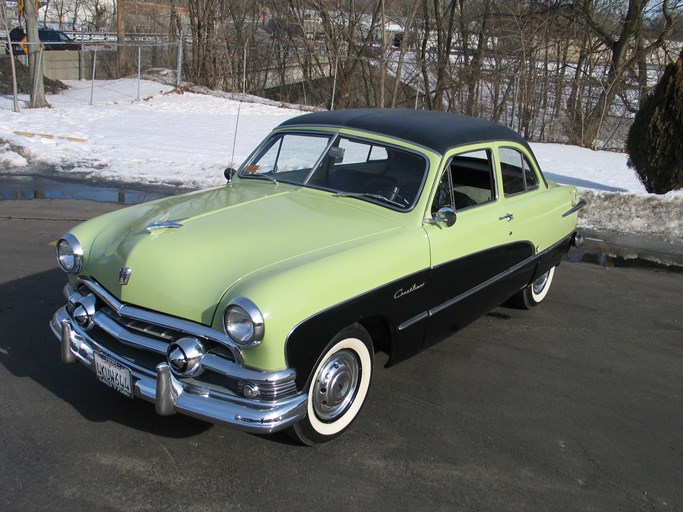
left=72, top=293, right=96, bottom=331
left=167, top=337, right=207, bottom=377
left=241, top=382, right=261, bottom=399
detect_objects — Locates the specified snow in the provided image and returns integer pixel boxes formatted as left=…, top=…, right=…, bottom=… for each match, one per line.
left=0, top=78, right=681, bottom=239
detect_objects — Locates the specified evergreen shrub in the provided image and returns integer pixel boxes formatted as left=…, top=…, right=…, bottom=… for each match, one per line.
left=626, top=49, right=683, bottom=194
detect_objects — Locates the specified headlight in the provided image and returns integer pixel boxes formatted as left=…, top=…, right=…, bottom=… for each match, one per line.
left=223, top=297, right=264, bottom=347
left=56, top=234, right=83, bottom=274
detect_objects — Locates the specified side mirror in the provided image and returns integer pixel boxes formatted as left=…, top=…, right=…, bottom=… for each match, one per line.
left=328, top=146, right=345, bottom=164
left=433, top=206, right=456, bottom=227
left=224, top=167, right=237, bottom=184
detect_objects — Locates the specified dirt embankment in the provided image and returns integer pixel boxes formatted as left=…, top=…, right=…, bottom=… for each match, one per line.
left=0, top=54, right=68, bottom=95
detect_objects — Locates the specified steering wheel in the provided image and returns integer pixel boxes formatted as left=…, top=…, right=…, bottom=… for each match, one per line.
left=365, top=179, right=411, bottom=207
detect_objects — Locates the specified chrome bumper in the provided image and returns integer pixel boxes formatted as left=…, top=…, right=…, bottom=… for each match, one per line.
left=50, top=307, right=307, bottom=434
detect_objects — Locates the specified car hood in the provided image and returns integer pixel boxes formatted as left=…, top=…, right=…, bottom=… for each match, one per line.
left=85, top=182, right=402, bottom=325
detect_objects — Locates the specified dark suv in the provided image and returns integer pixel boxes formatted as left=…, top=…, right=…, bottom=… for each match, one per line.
left=8, top=27, right=81, bottom=54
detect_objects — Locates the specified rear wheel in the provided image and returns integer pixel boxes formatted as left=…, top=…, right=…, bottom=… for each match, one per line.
left=515, top=266, right=555, bottom=309
left=288, top=324, right=373, bottom=446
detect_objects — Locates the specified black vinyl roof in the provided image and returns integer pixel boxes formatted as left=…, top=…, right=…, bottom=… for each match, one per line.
left=278, top=109, right=530, bottom=155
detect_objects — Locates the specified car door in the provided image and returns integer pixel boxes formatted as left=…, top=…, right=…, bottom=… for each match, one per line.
left=497, top=143, right=571, bottom=281
left=423, top=145, right=535, bottom=347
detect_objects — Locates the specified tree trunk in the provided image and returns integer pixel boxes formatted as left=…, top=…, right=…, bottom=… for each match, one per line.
left=24, top=0, right=48, bottom=108
left=117, top=0, right=126, bottom=77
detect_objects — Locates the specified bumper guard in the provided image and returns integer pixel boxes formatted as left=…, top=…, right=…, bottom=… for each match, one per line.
left=50, top=307, right=307, bottom=434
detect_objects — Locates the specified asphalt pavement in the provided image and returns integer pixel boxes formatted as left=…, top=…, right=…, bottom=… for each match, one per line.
left=0, top=199, right=682, bottom=511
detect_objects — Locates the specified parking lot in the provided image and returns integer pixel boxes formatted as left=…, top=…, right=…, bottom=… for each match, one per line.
left=1, top=199, right=681, bottom=511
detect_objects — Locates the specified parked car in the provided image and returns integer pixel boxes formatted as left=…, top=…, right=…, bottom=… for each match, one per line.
left=50, top=109, right=585, bottom=445
left=7, top=27, right=81, bottom=54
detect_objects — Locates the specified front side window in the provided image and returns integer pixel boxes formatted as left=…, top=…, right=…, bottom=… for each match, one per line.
left=499, top=147, right=539, bottom=196
left=241, top=132, right=427, bottom=210
left=432, top=149, right=495, bottom=215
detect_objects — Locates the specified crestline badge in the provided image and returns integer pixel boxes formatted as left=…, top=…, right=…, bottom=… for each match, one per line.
left=394, top=282, right=425, bottom=300
left=119, top=266, right=132, bottom=285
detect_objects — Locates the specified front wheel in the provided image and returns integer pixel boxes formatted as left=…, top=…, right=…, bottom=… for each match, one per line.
left=288, top=324, right=373, bottom=446
left=515, top=266, right=556, bottom=309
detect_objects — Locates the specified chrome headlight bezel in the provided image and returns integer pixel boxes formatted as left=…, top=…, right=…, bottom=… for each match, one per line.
left=223, top=297, right=265, bottom=347
left=56, top=233, right=83, bottom=274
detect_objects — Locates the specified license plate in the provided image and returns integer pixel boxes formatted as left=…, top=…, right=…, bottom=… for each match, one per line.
left=94, top=352, right=133, bottom=398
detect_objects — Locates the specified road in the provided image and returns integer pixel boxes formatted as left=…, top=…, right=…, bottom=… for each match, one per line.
left=0, top=199, right=681, bottom=511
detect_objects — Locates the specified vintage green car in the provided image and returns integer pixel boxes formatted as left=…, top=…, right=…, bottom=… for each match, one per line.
left=51, top=109, right=584, bottom=445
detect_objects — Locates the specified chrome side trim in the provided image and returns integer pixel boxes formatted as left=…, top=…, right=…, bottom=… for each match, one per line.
left=77, top=278, right=244, bottom=363
left=398, top=311, right=429, bottom=331
left=562, top=199, right=587, bottom=218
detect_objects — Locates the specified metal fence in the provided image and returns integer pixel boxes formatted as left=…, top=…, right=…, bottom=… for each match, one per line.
left=1, top=40, right=180, bottom=109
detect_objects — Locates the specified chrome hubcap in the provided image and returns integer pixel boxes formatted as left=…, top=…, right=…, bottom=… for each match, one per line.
left=312, top=350, right=359, bottom=422
left=532, top=271, right=549, bottom=295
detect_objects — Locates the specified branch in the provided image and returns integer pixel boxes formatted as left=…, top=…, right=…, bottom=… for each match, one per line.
left=577, top=0, right=615, bottom=49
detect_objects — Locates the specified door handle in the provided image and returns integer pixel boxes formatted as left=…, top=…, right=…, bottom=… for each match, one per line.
left=498, top=213, right=514, bottom=222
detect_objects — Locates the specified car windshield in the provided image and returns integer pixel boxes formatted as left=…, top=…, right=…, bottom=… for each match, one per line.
left=240, top=132, right=427, bottom=210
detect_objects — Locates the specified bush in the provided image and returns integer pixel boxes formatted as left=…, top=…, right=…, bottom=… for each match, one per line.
left=626, top=50, right=683, bottom=194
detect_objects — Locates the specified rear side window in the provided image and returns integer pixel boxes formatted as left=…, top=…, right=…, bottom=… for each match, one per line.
left=499, top=147, right=539, bottom=196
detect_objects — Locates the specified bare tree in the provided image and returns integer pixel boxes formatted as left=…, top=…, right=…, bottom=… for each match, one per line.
left=570, top=0, right=678, bottom=147
left=187, top=0, right=219, bottom=87
left=23, top=0, right=49, bottom=107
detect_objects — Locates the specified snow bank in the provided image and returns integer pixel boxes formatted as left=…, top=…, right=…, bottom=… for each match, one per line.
left=579, top=191, right=683, bottom=241
left=0, top=78, right=681, bottom=241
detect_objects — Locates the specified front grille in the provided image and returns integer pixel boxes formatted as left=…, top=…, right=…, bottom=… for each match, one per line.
left=64, top=278, right=298, bottom=402
left=105, top=309, right=177, bottom=342
left=66, top=278, right=231, bottom=370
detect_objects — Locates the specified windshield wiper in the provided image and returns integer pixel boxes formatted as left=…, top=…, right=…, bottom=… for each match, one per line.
left=333, top=192, right=404, bottom=208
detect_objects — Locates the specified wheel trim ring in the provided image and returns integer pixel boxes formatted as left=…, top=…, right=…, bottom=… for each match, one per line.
left=306, top=337, right=372, bottom=437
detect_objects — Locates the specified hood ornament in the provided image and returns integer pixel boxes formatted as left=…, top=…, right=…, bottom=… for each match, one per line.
left=119, top=266, right=132, bottom=285
left=146, top=217, right=188, bottom=233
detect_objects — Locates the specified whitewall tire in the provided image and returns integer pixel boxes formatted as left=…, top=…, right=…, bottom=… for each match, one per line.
left=289, top=324, right=373, bottom=446
left=516, top=266, right=556, bottom=309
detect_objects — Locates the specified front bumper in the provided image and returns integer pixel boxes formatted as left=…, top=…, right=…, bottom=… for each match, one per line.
left=50, top=307, right=307, bottom=434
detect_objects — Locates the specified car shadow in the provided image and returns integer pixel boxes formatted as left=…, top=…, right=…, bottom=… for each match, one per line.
left=0, top=267, right=213, bottom=438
